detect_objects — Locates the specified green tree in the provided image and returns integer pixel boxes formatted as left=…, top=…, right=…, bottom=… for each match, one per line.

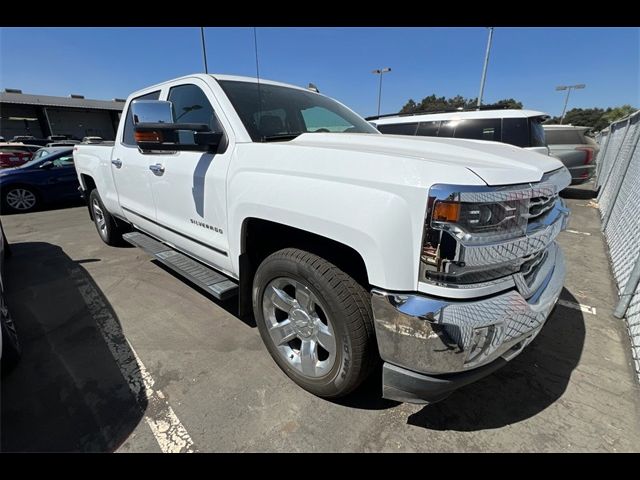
left=494, top=98, right=523, bottom=109
left=399, top=99, right=417, bottom=114
left=602, top=105, right=637, bottom=124
left=546, top=105, right=637, bottom=131
left=398, top=94, right=523, bottom=115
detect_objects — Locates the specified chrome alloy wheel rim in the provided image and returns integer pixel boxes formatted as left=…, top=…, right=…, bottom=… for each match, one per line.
left=6, top=188, right=36, bottom=210
left=262, top=277, right=337, bottom=378
left=92, top=198, right=107, bottom=237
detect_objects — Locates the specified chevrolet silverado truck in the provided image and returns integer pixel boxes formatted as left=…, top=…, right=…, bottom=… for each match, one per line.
left=73, top=74, right=571, bottom=404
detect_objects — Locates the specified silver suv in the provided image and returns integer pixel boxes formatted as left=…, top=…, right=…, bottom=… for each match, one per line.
left=543, top=125, right=599, bottom=184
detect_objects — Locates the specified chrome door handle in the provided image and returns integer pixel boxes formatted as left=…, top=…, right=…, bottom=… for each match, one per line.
left=111, top=158, right=122, bottom=168
left=149, top=163, right=165, bottom=175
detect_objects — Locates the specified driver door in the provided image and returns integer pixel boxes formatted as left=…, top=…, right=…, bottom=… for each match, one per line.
left=147, top=79, right=234, bottom=274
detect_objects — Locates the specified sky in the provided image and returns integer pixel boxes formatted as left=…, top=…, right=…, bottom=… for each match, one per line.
left=1, top=27, right=638, bottom=118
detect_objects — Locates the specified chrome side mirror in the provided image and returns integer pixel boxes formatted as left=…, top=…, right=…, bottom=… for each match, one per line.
left=131, top=100, right=174, bottom=125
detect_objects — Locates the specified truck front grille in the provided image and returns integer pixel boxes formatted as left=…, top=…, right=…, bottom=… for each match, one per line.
left=527, top=194, right=557, bottom=221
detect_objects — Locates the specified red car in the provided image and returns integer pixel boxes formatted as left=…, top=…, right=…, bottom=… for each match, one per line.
left=0, top=144, right=41, bottom=169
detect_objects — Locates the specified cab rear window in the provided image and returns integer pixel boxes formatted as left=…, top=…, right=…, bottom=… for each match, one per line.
left=544, top=129, right=587, bottom=145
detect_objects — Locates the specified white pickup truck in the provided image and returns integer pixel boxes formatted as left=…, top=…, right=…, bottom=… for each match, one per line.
left=74, top=74, right=571, bottom=404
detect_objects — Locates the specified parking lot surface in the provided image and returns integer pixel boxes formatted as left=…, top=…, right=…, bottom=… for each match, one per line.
left=2, top=181, right=640, bottom=452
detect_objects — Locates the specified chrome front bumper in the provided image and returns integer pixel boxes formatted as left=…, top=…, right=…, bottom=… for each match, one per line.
left=371, top=242, right=565, bottom=376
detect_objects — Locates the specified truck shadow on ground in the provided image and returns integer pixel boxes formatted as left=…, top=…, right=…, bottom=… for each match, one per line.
left=407, top=288, right=585, bottom=431
left=150, top=259, right=257, bottom=328
left=1, top=242, right=147, bottom=452
left=560, top=181, right=598, bottom=200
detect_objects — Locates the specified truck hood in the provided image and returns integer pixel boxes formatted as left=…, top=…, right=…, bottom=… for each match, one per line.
left=289, top=133, right=563, bottom=186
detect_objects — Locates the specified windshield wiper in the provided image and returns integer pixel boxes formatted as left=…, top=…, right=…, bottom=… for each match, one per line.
left=261, top=133, right=303, bottom=142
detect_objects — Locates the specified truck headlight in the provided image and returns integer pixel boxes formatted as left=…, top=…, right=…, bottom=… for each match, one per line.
left=431, top=199, right=528, bottom=244
left=420, top=186, right=534, bottom=286
left=420, top=170, right=570, bottom=288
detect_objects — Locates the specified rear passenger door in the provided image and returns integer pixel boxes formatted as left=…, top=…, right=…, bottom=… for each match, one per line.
left=111, top=90, right=162, bottom=237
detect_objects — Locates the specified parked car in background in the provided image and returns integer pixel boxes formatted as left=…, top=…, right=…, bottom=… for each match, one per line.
left=0, top=143, right=42, bottom=155
left=1, top=218, right=21, bottom=374
left=11, top=135, right=37, bottom=142
left=32, top=145, right=75, bottom=161
left=0, top=148, right=80, bottom=213
left=543, top=125, right=599, bottom=184
left=82, top=136, right=104, bottom=144
left=369, top=109, right=551, bottom=156
left=0, top=150, right=32, bottom=169
left=10, top=136, right=49, bottom=147
left=47, top=135, right=68, bottom=141
left=45, top=140, right=80, bottom=147
left=0, top=143, right=43, bottom=168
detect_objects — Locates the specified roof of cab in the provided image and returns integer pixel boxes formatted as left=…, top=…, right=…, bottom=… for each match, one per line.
left=128, top=73, right=311, bottom=99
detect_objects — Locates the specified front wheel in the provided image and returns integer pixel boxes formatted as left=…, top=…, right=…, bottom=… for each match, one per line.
left=2, top=186, right=39, bottom=213
left=252, top=248, right=377, bottom=398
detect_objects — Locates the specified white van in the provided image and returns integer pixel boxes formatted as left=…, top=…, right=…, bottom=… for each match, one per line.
left=369, top=109, right=551, bottom=156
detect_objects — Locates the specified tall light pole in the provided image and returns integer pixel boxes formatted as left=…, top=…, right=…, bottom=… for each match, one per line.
left=477, top=27, right=494, bottom=109
left=200, top=27, right=209, bottom=74
left=556, top=84, right=586, bottom=124
left=372, top=67, right=391, bottom=117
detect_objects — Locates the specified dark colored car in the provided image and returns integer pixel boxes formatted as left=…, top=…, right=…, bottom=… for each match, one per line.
left=0, top=148, right=81, bottom=213
left=1, top=218, right=20, bottom=374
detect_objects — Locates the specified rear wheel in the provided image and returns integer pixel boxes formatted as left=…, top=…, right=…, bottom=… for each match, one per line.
left=2, top=186, right=39, bottom=213
left=252, top=248, right=377, bottom=398
left=89, top=189, right=128, bottom=246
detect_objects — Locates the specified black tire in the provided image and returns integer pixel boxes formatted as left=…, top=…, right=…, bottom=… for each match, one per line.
left=252, top=248, right=377, bottom=399
left=89, top=189, right=128, bottom=246
left=1, top=185, right=40, bottom=214
left=1, top=293, right=21, bottom=375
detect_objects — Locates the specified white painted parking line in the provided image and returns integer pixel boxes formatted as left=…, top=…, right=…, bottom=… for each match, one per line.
left=557, top=299, right=597, bottom=315
left=71, top=268, right=196, bottom=453
left=565, top=229, right=592, bottom=236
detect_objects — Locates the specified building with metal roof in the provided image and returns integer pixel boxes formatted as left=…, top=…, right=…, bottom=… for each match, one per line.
left=0, top=89, right=125, bottom=141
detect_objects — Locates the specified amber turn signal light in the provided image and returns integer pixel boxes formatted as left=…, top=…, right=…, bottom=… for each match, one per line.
left=135, top=131, right=163, bottom=142
left=433, top=201, right=460, bottom=222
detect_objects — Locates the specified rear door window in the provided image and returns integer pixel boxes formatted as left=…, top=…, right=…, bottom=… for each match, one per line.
left=529, top=119, right=547, bottom=147
left=452, top=118, right=502, bottom=142
left=416, top=121, right=440, bottom=137
left=377, top=122, right=419, bottom=135
left=438, top=120, right=456, bottom=138
left=544, top=129, right=587, bottom=145
left=502, top=118, right=529, bottom=147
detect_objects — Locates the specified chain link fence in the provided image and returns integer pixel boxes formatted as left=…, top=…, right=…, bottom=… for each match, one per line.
left=595, top=110, right=640, bottom=380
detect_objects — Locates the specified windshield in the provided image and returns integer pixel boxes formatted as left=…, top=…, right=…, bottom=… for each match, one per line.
left=18, top=150, right=72, bottom=169
left=218, top=80, right=379, bottom=142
